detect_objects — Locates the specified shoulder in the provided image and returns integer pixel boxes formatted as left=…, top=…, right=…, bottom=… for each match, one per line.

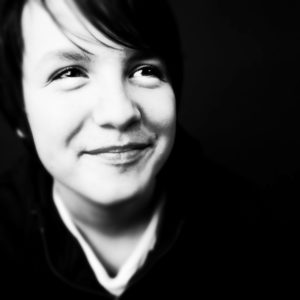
left=0, top=152, right=45, bottom=287
left=0, top=153, right=30, bottom=209
left=0, top=152, right=35, bottom=207
left=0, top=152, right=37, bottom=252
left=163, top=125, right=263, bottom=224
left=265, top=171, right=300, bottom=222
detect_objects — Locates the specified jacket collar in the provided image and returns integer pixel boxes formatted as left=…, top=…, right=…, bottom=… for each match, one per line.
left=31, top=154, right=187, bottom=297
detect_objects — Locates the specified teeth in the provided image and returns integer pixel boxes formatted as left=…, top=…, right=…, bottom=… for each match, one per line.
left=84, top=144, right=149, bottom=156
left=95, top=148, right=147, bottom=164
left=108, top=148, right=134, bottom=153
left=100, top=150, right=139, bottom=159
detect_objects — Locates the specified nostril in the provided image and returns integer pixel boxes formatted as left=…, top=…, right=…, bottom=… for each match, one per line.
left=122, top=113, right=141, bottom=131
left=101, top=109, right=141, bottom=131
left=92, top=98, right=142, bottom=131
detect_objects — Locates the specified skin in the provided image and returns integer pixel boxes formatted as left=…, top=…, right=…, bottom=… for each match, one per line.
left=21, top=0, right=176, bottom=270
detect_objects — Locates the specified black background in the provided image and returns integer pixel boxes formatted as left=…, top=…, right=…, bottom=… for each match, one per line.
left=1, top=0, right=299, bottom=185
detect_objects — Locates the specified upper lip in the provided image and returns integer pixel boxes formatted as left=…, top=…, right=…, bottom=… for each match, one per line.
left=81, top=142, right=152, bottom=155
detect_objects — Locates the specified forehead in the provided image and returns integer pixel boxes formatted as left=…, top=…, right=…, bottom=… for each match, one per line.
left=22, top=0, right=125, bottom=59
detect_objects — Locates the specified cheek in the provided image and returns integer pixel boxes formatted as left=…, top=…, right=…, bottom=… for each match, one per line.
left=23, top=94, right=78, bottom=178
left=24, top=89, right=74, bottom=138
left=23, top=89, right=78, bottom=160
left=136, top=86, right=176, bottom=132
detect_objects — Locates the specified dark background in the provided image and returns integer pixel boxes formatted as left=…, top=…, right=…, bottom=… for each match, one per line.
left=1, top=0, right=299, bottom=185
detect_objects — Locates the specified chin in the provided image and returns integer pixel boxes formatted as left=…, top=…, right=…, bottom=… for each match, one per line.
left=78, top=174, right=155, bottom=207
left=87, top=187, right=151, bottom=208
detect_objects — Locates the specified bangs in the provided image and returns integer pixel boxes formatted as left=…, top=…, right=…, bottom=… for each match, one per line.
left=41, top=0, right=158, bottom=50
left=0, top=0, right=183, bottom=133
left=66, top=0, right=148, bottom=50
left=40, top=0, right=183, bottom=96
left=72, top=0, right=180, bottom=54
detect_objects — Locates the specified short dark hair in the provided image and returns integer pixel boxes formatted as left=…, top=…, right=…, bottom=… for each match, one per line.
left=0, top=0, right=183, bottom=134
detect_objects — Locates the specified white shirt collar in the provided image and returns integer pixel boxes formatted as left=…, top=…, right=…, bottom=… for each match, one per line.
left=52, top=188, right=163, bottom=297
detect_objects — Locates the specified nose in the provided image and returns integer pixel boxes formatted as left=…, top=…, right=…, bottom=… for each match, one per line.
left=91, top=82, right=141, bottom=131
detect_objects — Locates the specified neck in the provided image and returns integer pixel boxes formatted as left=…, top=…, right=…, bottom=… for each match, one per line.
left=53, top=180, right=161, bottom=237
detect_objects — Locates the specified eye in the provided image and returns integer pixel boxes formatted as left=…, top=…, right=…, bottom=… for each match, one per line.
left=129, top=65, right=166, bottom=87
left=46, top=66, right=89, bottom=90
left=50, top=66, right=88, bottom=82
left=131, top=66, right=163, bottom=79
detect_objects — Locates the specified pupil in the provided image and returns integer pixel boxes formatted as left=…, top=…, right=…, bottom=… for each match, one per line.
left=64, top=69, right=79, bottom=77
left=143, top=67, right=154, bottom=76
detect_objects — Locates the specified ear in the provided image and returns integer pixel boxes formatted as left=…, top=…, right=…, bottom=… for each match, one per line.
left=16, top=128, right=26, bottom=139
left=15, top=113, right=34, bottom=146
left=16, top=112, right=29, bottom=139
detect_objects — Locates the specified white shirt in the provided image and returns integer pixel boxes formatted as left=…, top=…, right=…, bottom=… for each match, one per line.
left=53, top=189, right=163, bottom=297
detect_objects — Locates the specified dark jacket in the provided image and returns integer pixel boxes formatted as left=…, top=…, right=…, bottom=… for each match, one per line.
left=0, top=129, right=271, bottom=298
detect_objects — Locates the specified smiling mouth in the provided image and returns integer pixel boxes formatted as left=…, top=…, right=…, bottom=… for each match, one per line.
left=80, top=143, right=153, bottom=165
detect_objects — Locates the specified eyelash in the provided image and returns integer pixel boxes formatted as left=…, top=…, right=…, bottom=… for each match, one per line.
left=50, top=66, right=87, bottom=82
left=129, top=65, right=165, bottom=81
left=48, top=64, right=166, bottom=85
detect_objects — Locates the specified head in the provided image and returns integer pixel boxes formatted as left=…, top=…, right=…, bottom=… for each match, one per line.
left=0, top=0, right=183, bottom=206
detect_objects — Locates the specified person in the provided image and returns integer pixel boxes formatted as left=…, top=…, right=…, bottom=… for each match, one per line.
left=0, top=0, right=265, bottom=298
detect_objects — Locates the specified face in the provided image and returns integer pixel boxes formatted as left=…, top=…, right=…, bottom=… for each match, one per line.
left=21, top=0, right=176, bottom=206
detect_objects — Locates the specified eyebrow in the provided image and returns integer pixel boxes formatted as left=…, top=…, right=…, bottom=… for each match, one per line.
left=36, top=49, right=93, bottom=69
left=35, top=48, right=162, bottom=73
left=126, top=50, right=162, bottom=64
left=55, top=50, right=93, bottom=62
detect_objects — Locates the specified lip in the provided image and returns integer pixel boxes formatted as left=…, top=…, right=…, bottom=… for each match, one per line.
left=83, top=143, right=151, bottom=155
left=80, top=142, right=153, bottom=165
